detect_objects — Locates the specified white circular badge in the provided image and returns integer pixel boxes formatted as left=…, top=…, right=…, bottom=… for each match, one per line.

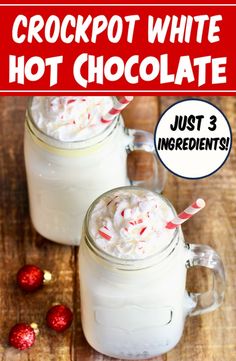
left=154, top=99, right=232, bottom=179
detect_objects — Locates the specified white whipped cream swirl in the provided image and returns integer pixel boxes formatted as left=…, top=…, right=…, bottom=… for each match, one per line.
left=31, top=96, right=114, bottom=141
left=89, top=189, right=175, bottom=259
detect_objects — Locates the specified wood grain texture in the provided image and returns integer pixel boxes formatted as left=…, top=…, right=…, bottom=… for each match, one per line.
left=0, top=96, right=235, bottom=361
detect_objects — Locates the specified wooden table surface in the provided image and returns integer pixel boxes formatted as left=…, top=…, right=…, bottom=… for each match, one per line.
left=0, top=96, right=235, bottom=361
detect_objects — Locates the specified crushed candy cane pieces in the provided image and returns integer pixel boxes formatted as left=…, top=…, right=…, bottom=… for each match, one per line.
left=140, top=227, right=147, bottom=235
left=98, top=227, right=112, bottom=241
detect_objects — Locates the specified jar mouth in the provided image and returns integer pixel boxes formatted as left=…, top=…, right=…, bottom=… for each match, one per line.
left=26, top=96, right=120, bottom=150
left=84, top=186, right=179, bottom=269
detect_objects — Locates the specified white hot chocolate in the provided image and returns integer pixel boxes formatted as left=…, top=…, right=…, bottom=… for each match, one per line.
left=24, top=96, right=133, bottom=245
left=79, top=188, right=194, bottom=359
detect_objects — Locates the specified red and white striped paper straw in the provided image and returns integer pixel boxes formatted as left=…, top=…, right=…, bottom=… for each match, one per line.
left=101, top=96, right=134, bottom=123
left=165, top=199, right=205, bottom=230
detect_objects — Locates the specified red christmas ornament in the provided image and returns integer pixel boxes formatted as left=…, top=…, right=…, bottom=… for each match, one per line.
left=17, top=264, right=52, bottom=292
left=46, top=305, right=73, bottom=332
left=8, top=323, right=38, bottom=350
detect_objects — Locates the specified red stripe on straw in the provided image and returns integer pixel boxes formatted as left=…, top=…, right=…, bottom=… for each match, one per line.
left=101, top=96, right=134, bottom=123
left=165, top=198, right=205, bottom=230
left=118, top=96, right=134, bottom=104
left=165, top=222, right=177, bottom=230
left=177, top=211, right=192, bottom=220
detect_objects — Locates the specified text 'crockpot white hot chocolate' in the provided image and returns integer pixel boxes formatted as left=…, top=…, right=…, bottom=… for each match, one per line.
left=24, top=97, right=165, bottom=245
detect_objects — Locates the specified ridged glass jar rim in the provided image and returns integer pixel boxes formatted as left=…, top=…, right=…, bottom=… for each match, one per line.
left=83, top=186, right=180, bottom=271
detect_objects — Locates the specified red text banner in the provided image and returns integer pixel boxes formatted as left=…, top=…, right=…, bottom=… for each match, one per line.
left=1, top=4, right=236, bottom=95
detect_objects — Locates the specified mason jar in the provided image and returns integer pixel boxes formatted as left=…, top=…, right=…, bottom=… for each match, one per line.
left=24, top=97, right=166, bottom=245
left=79, top=186, right=225, bottom=359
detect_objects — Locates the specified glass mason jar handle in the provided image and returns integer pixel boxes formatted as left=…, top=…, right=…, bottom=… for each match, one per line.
left=126, top=128, right=167, bottom=193
left=186, top=243, right=226, bottom=316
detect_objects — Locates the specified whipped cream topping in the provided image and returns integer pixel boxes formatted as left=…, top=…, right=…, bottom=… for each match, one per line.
left=89, top=189, right=175, bottom=260
left=31, top=96, right=114, bottom=141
